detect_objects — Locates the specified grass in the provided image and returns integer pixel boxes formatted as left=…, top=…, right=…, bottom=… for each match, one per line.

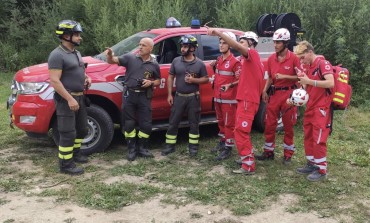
left=1, top=71, right=369, bottom=222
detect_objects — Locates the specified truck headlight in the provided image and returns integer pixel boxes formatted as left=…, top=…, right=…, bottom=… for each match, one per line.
left=18, top=82, right=49, bottom=94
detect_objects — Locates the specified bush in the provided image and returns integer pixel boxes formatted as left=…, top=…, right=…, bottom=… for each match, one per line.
left=0, top=0, right=369, bottom=105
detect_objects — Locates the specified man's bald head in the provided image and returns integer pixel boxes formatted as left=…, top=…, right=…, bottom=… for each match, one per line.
left=138, top=37, right=154, bottom=58
left=141, top=37, right=154, bottom=47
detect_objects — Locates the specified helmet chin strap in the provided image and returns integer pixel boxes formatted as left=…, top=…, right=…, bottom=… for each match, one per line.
left=62, top=34, right=80, bottom=46
left=182, top=46, right=195, bottom=56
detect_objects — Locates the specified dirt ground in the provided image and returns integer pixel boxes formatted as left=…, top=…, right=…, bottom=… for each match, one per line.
left=0, top=145, right=341, bottom=223
left=0, top=188, right=339, bottom=223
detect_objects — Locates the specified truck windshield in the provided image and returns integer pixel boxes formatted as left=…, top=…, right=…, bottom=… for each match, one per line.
left=95, top=32, right=158, bottom=61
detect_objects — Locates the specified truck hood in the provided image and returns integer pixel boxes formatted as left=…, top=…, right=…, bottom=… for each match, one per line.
left=14, top=56, right=111, bottom=82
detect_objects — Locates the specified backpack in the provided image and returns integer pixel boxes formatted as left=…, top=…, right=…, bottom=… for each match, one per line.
left=317, top=61, right=352, bottom=110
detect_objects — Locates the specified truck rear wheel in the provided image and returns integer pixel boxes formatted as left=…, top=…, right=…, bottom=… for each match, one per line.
left=253, top=101, right=266, bottom=132
left=52, top=104, right=114, bottom=155
left=253, top=101, right=285, bottom=133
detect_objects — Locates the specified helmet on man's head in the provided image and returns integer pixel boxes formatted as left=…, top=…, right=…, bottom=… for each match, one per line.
left=240, top=31, right=258, bottom=43
left=220, top=31, right=237, bottom=42
left=56, top=20, right=83, bottom=38
left=179, top=34, right=198, bottom=48
left=273, top=28, right=290, bottom=41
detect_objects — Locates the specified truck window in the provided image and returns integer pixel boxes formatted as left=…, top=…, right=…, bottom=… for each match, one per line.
left=200, top=35, right=219, bottom=61
left=155, top=37, right=180, bottom=64
left=94, top=32, right=158, bottom=61
left=200, top=34, right=242, bottom=60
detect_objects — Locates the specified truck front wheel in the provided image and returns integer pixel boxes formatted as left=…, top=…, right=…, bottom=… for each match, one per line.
left=52, top=104, right=114, bottom=155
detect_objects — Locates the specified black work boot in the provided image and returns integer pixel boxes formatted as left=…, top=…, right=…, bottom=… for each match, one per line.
left=73, top=149, right=88, bottom=163
left=255, top=151, right=275, bottom=161
left=161, top=144, right=176, bottom=156
left=215, top=146, right=232, bottom=161
left=59, top=159, right=84, bottom=175
left=188, top=144, right=199, bottom=157
left=137, top=138, right=154, bottom=158
left=296, top=162, right=319, bottom=175
left=126, top=138, right=138, bottom=161
left=211, top=141, right=225, bottom=153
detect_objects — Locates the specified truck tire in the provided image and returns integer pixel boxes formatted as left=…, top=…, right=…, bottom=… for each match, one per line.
left=252, top=101, right=286, bottom=133
left=52, top=104, right=114, bottom=155
left=253, top=101, right=266, bottom=133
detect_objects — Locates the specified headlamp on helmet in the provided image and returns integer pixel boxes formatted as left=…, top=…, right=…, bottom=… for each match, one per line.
left=179, top=34, right=198, bottom=48
left=56, top=20, right=83, bottom=38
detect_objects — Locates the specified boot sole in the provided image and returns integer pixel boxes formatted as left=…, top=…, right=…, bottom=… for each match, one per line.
left=60, top=170, right=84, bottom=175
left=296, top=170, right=317, bottom=175
left=307, top=174, right=327, bottom=182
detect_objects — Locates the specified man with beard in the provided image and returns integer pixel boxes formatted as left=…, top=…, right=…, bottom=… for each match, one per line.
left=161, top=34, right=209, bottom=157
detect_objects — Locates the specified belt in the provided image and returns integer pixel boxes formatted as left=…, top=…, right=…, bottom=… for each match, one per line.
left=128, top=89, right=146, bottom=93
left=274, top=85, right=297, bottom=91
left=176, top=91, right=200, bottom=97
left=70, top=91, right=84, bottom=96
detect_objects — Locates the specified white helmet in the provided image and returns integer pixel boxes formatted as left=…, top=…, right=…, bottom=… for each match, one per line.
left=240, top=31, right=258, bottom=43
left=273, top=28, right=290, bottom=41
left=221, top=31, right=237, bottom=41
left=289, top=88, right=309, bottom=106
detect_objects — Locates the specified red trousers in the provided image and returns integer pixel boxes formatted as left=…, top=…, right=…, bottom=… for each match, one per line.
left=215, top=102, right=236, bottom=146
left=235, top=100, right=259, bottom=172
left=303, top=107, right=331, bottom=174
left=264, top=90, right=297, bottom=157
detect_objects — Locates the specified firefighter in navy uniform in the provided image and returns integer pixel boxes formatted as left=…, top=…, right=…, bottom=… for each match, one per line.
left=48, top=20, right=91, bottom=175
left=105, top=38, right=161, bottom=161
left=161, top=35, right=209, bottom=156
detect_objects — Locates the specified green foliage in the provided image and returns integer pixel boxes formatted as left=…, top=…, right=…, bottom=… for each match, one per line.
left=0, top=0, right=369, bottom=104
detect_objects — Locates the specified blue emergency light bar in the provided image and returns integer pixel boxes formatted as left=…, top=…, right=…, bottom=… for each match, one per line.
left=166, top=17, right=181, bottom=28
left=191, top=19, right=201, bottom=29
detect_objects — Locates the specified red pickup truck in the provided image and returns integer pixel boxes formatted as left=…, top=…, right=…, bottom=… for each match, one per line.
left=8, top=18, right=276, bottom=155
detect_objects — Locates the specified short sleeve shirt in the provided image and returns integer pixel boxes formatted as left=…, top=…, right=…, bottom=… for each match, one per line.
left=169, top=56, right=208, bottom=94
left=267, top=50, right=300, bottom=87
left=236, top=49, right=264, bottom=103
left=213, top=54, right=241, bottom=99
left=306, top=57, right=334, bottom=110
left=48, top=45, right=85, bottom=92
left=118, top=53, right=161, bottom=89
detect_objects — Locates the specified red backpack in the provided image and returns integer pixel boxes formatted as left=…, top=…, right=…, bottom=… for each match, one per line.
left=317, top=61, right=352, bottom=110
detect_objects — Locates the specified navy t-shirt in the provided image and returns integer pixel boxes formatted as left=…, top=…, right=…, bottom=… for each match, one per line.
left=118, top=53, right=161, bottom=89
left=48, top=45, right=85, bottom=92
left=169, top=56, right=208, bottom=94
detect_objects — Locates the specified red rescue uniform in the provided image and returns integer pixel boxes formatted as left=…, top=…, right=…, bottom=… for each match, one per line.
left=304, top=57, right=333, bottom=174
left=213, top=54, right=241, bottom=147
left=264, top=50, right=300, bottom=158
left=235, top=49, right=264, bottom=172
